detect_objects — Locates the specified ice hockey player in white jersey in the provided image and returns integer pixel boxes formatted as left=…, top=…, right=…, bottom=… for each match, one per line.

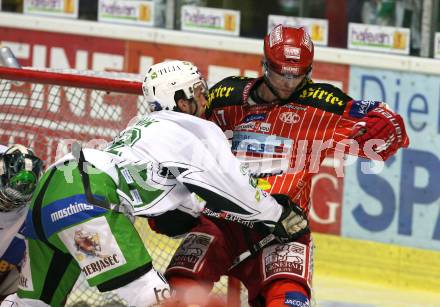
left=138, top=60, right=311, bottom=306
left=143, top=61, right=308, bottom=306
left=109, top=60, right=308, bottom=239
left=0, top=144, right=43, bottom=303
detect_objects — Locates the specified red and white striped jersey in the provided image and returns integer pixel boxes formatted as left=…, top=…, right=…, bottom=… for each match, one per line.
left=205, top=77, right=377, bottom=213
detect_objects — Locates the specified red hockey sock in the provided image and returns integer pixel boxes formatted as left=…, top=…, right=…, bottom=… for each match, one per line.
left=263, top=279, right=309, bottom=307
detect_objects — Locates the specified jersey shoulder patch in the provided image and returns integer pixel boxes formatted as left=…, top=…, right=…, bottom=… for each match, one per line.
left=292, top=82, right=352, bottom=115
left=206, top=76, right=256, bottom=116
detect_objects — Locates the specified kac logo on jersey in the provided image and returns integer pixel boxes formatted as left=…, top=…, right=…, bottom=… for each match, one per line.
left=243, top=113, right=267, bottom=123
left=279, top=112, right=301, bottom=124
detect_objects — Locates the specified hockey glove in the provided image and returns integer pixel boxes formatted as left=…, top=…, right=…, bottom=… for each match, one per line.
left=271, top=194, right=309, bottom=243
left=351, top=106, right=409, bottom=160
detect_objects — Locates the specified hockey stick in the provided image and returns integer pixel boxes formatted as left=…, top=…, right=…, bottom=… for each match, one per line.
left=228, top=233, right=277, bottom=270
left=228, top=220, right=310, bottom=270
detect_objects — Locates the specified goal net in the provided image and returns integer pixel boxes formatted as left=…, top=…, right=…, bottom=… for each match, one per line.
left=0, top=66, right=242, bottom=306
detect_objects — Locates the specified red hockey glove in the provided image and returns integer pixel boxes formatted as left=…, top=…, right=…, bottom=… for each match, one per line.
left=351, top=107, right=409, bottom=160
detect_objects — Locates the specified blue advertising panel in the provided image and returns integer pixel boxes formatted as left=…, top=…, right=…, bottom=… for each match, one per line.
left=343, top=66, right=440, bottom=250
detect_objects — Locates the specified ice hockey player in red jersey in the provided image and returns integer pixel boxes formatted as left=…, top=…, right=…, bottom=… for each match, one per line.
left=165, top=25, right=409, bottom=307
left=205, top=25, right=409, bottom=212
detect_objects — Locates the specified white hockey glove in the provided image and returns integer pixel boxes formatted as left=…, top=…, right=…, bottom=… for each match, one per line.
left=270, top=194, right=309, bottom=243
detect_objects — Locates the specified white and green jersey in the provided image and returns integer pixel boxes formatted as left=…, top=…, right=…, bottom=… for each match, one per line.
left=106, top=110, right=283, bottom=224
left=13, top=149, right=168, bottom=307
left=10, top=111, right=283, bottom=307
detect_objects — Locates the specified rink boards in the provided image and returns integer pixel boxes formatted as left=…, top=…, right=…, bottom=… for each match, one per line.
left=313, top=233, right=440, bottom=306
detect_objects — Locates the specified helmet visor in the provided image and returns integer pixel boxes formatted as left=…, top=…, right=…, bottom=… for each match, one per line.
left=9, top=170, right=38, bottom=194
left=1, top=151, right=42, bottom=194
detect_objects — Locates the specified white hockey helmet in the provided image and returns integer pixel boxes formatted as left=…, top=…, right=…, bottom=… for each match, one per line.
left=142, top=60, right=207, bottom=112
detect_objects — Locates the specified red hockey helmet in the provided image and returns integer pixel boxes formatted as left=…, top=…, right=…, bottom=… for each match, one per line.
left=264, top=25, right=314, bottom=76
